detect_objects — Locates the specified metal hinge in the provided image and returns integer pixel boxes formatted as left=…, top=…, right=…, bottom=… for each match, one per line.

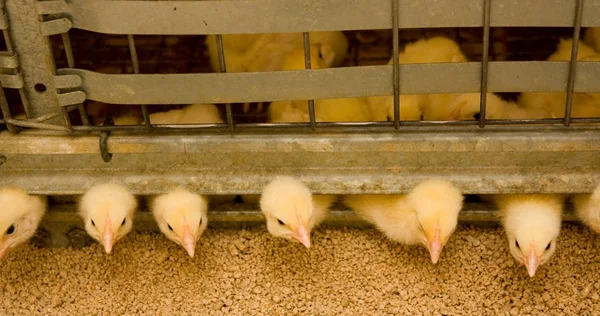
left=35, top=0, right=72, bottom=36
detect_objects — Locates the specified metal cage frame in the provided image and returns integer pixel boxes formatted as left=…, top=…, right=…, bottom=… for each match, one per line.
left=0, top=0, right=599, bottom=197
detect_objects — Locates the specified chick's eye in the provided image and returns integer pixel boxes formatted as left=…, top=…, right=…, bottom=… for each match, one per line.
left=6, top=225, right=15, bottom=235
left=168, top=224, right=173, bottom=231
left=417, top=224, right=424, bottom=233
left=199, top=218, right=203, bottom=225
left=515, top=240, right=520, bottom=249
left=318, top=51, right=323, bottom=59
left=545, top=242, right=552, bottom=251
left=473, top=112, right=481, bottom=120
left=277, top=219, right=285, bottom=225
left=91, top=220, right=95, bottom=227
left=121, top=219, right=126, bottom=226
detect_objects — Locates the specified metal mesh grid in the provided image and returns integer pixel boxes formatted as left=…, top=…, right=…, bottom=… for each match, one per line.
left=1, top=0, right=598, bottom=133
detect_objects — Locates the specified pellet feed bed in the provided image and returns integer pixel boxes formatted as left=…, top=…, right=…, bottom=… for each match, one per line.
left=1, top=224, right=599, bottom=315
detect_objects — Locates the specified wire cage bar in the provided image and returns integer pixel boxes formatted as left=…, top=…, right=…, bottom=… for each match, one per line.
left=0, top=0, right=599, bottom=197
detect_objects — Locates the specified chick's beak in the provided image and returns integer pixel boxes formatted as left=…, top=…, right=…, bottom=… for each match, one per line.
left=102, top=218, right=115, bottom=254
left=0, top=244, right=8, bottom=261
left=293, top=223, right=311, bottom=248
left=428, top=225, right=443, bottom=264
left=526, top=246, right=539, bottom=277
left=182, top=225, right=196, bottom=258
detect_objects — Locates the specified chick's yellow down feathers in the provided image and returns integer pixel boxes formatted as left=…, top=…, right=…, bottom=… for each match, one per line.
left=151, top=189, right=209, bottom=258
left=343, top=179, right=464, bottom=264
left=260, top=177, right=336, bottom=248
left=0, top=187, right=47, bottom=261
left=492, top=194, right=566, bottom=277
left=448, top=93, right=552, bottom=120
left=572, top=184, right=600, bottom=233
left=79, top=183, right=138, bottom=254
left=368, top=36, right=468, bottom=121
left=585, top=27, right=600, bottom=53
left=519, top=39, right=600, bottom=118
left=269, top=45, right=371, bottom=122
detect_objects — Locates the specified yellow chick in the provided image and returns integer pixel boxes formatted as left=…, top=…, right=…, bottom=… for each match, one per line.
left=494, top=194, right=566, bottom=277
left=259, top=177, right=336, bottom=248
left=519, top=39, right=600, bottom=118
left=448, top=93, right=552, bottom=120
left=585, top=28, right=600, bottom=53
left=572, top=184, right=600, bottom=233
left=149, top=103, right=224, bottom=125
left=151, top=189, right=208, bottom=258
left=368, top=36, right=468, bottom=121
left=79, top=183, right=138, bottom=254
left=343, top=179, right=464, bottom=264
left=0, top=187, right=47, bottom=260
left=205, top=31, right=348, bottom=73
left=269, top=46, right=371, bottom=122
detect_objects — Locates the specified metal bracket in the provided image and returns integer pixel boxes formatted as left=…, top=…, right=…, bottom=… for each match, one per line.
left=53, top=74, right=86, bottom=107
left=99, top=116, right=113, bottom=163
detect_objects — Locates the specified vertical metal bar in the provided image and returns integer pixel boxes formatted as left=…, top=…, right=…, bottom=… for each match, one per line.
left=391, top=0, right=400, bottom=129
left=215, top=34, right=234, bottom=132
left=5, top=0, right=63, bottom=124
left=479, top=0, right=491, bottom=128
left=564, top=0, right=584, bottom=127
left=128, top=34, right=151, bottom=131
left=61, top=32, right=90, bottom=126
left=303, top=32, right=317, bottom=130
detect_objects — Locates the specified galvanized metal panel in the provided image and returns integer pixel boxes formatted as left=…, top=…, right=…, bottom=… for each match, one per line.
left=1, top=128, right=599, bottom=194
left=58, top=62, right=600, bottom=104
left=63, top=0, right=600, bottom=35
left=5, top=0, right=63, bottom=120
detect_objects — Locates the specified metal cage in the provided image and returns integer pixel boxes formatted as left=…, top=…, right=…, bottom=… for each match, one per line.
left=0, top=0, right=599, bottom=246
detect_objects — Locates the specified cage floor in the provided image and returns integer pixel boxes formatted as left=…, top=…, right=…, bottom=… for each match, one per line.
left=1, top=225, right=599, bottom=315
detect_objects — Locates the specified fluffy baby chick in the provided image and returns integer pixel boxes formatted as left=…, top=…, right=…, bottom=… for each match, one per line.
left=585, top=28, right=600, bottom=53
left=343, top=179, right=464, bottom=263
left=260, top=177, right=336, bottom=248
left=0, top=187, right=47, bottom=260
left=79, top=183, right=137, bottom=254
left=448, top=93, right=552, bottom=120
left=572, top=185, right=600, bottom=233
left=206, top=31, right=347, bottom=73
left=269, top=46, right=371, bottom=122
left=494, top=194, right=566, bottom=277
left=151, top=189, right=208, bottom=257
left=149, top=103, right=224, bottom=125
left=519, top=39, right=600, bottom=118
left=368, top=36, right=467, bottom=121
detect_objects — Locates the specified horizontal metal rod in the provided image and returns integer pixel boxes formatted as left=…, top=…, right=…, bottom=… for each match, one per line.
left=62, top=0, right=600, bottom=35
left=58, top=62, right=600, bottom=105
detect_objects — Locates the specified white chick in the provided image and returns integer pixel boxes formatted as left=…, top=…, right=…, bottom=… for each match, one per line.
left=259, top=177, right=336, bottom=248
left=343, top=179, right=464, bottom=264
left=585, top=28, right=600, bottom=53
left=519, top=39, right=600, bottom=118
left=572, top=184, right=600, bottom=233
left=494, top=194, right=566, bottom=277
left=0, top=187, right=47, bottom=260
left=448, top=93, right=552, bottom=120
left=79, top=183, right=137, bottom=254
left=151, top=189, right=208, bottom=257
left=368, top=36, right=468, bottom=121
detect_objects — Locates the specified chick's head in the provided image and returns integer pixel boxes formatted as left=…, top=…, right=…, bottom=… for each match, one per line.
left=407, top=179, right=464, bottom=263
left=79, top=183, right=137, bottom=254
left=0, top=188, right=46, bottom=260
left=260, top=177, right=314, bottom=248
left=448, top=93, right=506, bottom=120
left=502, top=198, right=562, bottom=277
left=151, top=189, right=208, bottom=258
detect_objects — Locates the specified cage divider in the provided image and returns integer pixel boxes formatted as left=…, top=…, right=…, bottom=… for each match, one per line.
left=215, top=34, right=235, bottom=132
left=391, top=0, right=400, bottom=130
left=303, top=32, right=317, bottom=130
left=478, top=0, right=491, bottom=128
left=564, top=0, right=584, bottom=127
